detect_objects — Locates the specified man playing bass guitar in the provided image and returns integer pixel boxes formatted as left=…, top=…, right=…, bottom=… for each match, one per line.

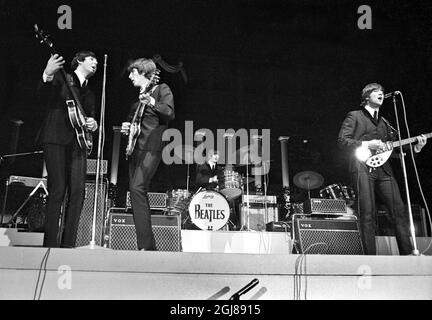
left=37, top=51, right=98, bottom=248
left=121, top=58, right=174, bottom=251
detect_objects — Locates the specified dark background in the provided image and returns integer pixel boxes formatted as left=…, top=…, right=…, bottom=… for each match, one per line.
left=1, top=0, right=431, bottom=210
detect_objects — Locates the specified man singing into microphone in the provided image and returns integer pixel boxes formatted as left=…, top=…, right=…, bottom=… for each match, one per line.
left=337, top=83, right=427, bottom=255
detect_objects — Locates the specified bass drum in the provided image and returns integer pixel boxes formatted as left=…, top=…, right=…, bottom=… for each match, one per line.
left=188, top=190, right=230, bottom=231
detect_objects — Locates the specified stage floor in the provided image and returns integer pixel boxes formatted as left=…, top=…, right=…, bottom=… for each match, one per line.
left=1, top=228, right=431, bottom=300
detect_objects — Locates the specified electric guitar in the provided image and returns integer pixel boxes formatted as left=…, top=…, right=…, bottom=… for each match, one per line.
left=34, top=24, right=93, bottom=155
left=125, top=69, right=160, bottom=159
left=355, top=133, right=431, bottom=167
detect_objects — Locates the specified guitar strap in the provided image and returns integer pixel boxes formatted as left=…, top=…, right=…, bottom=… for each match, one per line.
left=138, top=84, right=159, bottom=118
left=65, top=73, right=86, bottom=113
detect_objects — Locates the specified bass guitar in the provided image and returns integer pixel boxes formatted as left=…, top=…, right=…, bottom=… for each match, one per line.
left=125, top=69, right=160, bottom=159
left=355, top=132, right=431, bottom=167
left=34, top=24, right=93, bottom=155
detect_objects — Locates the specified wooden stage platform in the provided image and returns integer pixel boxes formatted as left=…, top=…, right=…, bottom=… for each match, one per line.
left=0, top=228, right=431, bottom=300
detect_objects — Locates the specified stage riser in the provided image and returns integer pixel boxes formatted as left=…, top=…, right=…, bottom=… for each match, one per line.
left=1, top=265, right=431, bottom=300
left=0, top=247, right=431, bottom=300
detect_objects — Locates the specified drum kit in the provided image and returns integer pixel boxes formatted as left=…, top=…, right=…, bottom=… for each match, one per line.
left=293, top=170, right=356, bottom=214
left=165, top=145, right=261, bottom=231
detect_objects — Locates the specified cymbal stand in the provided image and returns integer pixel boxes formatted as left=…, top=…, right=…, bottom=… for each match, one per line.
left=245, top=160, right=250, bottom=231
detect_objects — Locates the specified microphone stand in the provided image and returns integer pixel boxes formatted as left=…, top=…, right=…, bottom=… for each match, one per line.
left=79, top=54, right=108, bottom=250
left=391, top=93, right=420, bottom=256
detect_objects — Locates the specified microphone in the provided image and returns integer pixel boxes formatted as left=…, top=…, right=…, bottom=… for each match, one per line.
left=229, top=278, right=259, bottom=300
left=384, top=91, right=400, bottom=99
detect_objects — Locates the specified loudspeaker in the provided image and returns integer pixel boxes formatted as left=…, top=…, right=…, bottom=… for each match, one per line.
left=376, top=204, right=429, bottom=237
left=86, top=159, right=108, bottom=175
left=240, top=206, right=278, bottom=231
left=292, top=214, right=364, bottom=255
left=75, top=181, right=107, bottom=247
left=108, top=209, right=181, bottom=251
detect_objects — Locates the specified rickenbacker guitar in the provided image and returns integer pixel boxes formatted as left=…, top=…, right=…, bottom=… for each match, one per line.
left=125, top=69, right=160, bottom=159
left=356, top=132, right=432, bottom=167
left=34, top=24, right=93, bottom=155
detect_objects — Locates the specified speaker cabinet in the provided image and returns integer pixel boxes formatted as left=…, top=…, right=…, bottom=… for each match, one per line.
left=75, top=181, right=107, bottom=247
left=376, top=204, right=429, bottom=237
left=240, top=205, right=278, bottom=231
left=108, top=208, right=181, bottom=251
left=292, top=214, right=364, bottom=255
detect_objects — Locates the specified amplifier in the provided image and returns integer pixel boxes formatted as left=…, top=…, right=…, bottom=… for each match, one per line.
left=75, top=180, right=108, bottom=247
left=242, top=194, right=277, bottom=204
left=376, top=203, right=429, bottom=237
left=240, top=206, right=278, bottom=231
left=302, top=198, right=346, bottom=214
left=86, top=159, right=108, bottom=175
left=108, top=209, right=181, bottom=251
left=126, top=191, right=167, bottom=210
left=292, top=214, right=363, bottom=255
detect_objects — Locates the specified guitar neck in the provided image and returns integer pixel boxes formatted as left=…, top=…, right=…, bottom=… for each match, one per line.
left=392, top=132, right=432, bottom=148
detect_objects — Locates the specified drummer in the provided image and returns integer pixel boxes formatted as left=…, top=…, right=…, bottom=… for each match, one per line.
left=195, top=149, right=240, bottom=230
left=195, top=149, right=221, bottom=189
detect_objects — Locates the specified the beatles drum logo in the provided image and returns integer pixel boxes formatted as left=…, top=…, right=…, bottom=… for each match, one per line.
left=189, top=191, right=230, bottom=230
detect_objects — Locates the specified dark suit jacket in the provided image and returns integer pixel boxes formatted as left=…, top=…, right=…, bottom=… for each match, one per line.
left=127, top=83, right=174, bottom=152
left=195, top=163, right=220, bottom=189
left=337, top=108, right=395, bottom=175
left=37, top=72, right=96, bottom=145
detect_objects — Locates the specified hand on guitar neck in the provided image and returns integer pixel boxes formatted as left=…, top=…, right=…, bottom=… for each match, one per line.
left=43, top=54, right=65, bottom=78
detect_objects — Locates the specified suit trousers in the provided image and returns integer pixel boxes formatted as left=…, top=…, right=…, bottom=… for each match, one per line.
left=129, top=149, right=162, bottom=250
left=351, top=167, right=412, bottom=255
left=42, top=140, right=87, bottom=248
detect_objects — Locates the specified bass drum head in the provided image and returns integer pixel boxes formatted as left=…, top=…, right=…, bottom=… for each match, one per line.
left=188, top=190, right=230, bottom=231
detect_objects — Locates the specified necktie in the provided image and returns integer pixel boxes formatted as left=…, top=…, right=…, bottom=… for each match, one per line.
left=373, top=111, right=378, bottom=121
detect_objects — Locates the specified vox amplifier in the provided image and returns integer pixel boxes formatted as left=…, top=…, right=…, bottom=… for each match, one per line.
left=108, top=208, right=181, bottom=251
left=292, top=214, right=363, bottom=255
left=302, top=198, right=346, bottom=214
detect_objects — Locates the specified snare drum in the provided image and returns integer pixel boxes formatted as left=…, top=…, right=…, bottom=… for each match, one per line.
left=188, top=190, right=230, bottom=230
left=319, top=184, right=343, bottom=199
left=219, top=170, right=243, bottom=200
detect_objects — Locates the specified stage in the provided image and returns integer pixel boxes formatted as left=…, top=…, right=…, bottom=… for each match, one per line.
left=0, top=228, right=431, bottom=300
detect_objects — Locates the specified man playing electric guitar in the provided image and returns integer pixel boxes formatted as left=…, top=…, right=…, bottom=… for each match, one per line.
left=337, top=83, right=427, bottom=255
left=121, top=58, right=174, bottom=251
left=37, top=51, right=98, bottom=248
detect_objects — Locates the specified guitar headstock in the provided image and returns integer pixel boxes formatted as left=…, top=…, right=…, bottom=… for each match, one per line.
left=34, top=24, right=56, bottom=54
left=143, top=69, right=161, bottom=94
left=150, top=69, right=161, bottom=86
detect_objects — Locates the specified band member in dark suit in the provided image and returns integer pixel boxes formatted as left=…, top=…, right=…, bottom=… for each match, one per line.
left=337, top=83, right=427, bottom=255
left=37, top=51, right=98, bottom=248
left=195, top=149, right=220, bottom=189
left=195, top=150, right=241, bottom=230
left=121, top=58, right=175, bottom=251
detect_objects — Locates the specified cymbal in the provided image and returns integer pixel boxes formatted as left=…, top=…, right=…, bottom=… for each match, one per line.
left=293, top=171, right=324, bottom=190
